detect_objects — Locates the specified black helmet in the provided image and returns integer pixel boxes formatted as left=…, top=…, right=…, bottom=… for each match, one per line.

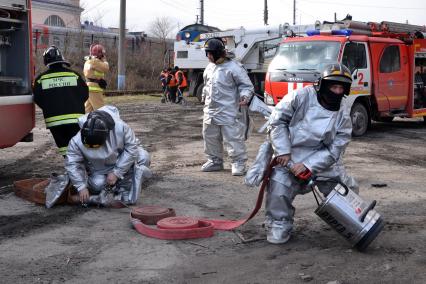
left=204, top=38, right=225, bottom=52
left=318, top=63, right=352, bottom=95
left=204, top=38, right=226, bottom=63
left=81, top=111, right=115, bottom=148
left=43, top=45, right=70, bottom=67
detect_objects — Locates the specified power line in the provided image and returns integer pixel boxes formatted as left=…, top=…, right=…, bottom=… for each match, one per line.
left=81, top=0, right=111, bottom=16
left=158, top=0, right=195, bottom=16
left=59, top=0, right=112, bottom=28
left=170, top=0, right=197, bottom=11
left=299, top=0, right=426, bottom=10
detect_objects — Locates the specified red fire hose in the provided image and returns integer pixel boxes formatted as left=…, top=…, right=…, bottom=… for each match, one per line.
left=130, top=160, right=275, bottom=240
left=130, top=159, right=311, bottom=240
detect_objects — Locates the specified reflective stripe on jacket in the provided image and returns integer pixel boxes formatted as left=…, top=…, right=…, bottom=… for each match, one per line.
left=88, top=85, right=104, bottom=92
left=45, top=113, right=84, bottom=127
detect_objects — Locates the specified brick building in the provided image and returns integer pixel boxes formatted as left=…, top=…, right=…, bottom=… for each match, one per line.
left=32, top=0, right=83, bottom=29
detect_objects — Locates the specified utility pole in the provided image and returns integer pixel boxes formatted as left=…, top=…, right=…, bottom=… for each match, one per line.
left=200, top=0, right=204, bottom=25
left=264, top=0, right=268, bottom=25
left=117, top=0, right=126, bottom=90
left=293, top=0, right=296, bottom=25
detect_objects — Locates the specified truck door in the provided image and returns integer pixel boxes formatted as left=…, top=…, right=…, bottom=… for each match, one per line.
left=341, top=41, right=371, bottom=100
left=378, top=45, right=409, bottom=110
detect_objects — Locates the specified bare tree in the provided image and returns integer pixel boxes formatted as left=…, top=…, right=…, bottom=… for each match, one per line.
left=149, top=16, right=174, bottom=40
left=149, top=16, right=174, bottom=57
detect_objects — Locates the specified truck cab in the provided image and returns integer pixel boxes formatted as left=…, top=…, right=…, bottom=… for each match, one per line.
left=265, top=22, right=426, bottom=136
left=174, top=24, right=313, bottom=102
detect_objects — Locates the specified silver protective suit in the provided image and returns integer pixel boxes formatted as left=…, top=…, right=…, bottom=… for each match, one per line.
left=65, top=105, right=151, bottom=205
left=202, top=58, right=254, bottom=164
left=265, top=85, right=358, bottom=233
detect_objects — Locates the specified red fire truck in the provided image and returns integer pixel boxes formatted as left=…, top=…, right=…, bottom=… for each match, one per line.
left=264, top=20, right=426, bottom=136
left=0, top=0, right=34, bottom=148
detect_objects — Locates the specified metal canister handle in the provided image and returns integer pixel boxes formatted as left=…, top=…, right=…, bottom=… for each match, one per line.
left=335, top=182, right=349, bottom=196
left=359, top=200, right=377, bottom=222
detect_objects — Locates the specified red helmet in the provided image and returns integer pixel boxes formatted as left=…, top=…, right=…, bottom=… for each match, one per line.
left=90, top=44, right=106, bottom=58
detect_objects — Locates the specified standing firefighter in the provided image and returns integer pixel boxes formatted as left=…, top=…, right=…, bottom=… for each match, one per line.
left=201, top=38, right=254, bottom=176
left=174, top=66, right=187, bottom=104
left=265, top=63, right=358, bottom=244
left=84, top=44, right=109, bottom=113
left=33, top=46, right=88, bottom=157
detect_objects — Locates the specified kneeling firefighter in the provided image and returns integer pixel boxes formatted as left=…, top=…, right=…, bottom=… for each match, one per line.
left=264, top=63, right=358, bottom=244
left=65, top=105, right=151, bottom=206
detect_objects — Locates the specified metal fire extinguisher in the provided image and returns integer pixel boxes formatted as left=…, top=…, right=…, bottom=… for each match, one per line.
left=288, top=162, right=385, bottom=251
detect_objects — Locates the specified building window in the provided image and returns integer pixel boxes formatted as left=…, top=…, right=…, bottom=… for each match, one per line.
left=44, top=15, right=66, bottom=27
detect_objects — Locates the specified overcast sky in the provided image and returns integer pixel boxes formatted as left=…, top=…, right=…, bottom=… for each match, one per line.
left=81, top=0, right=426, bottom=36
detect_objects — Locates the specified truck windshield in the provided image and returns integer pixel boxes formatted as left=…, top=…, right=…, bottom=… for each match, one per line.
left=269, top=41, right=341, bottom=72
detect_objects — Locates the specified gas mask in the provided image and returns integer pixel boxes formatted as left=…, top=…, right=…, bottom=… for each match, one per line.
left=206, top=51, right=224, bottom=63
left=317, top=80, right=349, bottom=111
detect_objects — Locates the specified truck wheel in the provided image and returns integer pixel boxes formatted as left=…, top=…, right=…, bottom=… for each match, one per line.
left=196, top=83, right=204, bottom=103
left=351, top=102, right=369, bottom=137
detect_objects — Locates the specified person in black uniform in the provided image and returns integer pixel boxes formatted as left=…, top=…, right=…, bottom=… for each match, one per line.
left=33, top=46, right=89, bottom=157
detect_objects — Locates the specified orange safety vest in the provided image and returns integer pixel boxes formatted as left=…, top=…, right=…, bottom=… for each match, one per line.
left=168, top=74, right=177, bottom=87
left=175, top=70, right=187, bottom=88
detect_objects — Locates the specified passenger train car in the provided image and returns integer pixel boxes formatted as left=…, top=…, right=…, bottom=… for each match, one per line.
left=32, top=24, right=148, bottom=54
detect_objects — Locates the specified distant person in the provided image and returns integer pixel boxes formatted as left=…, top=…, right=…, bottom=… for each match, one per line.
left=65, top=105, right=151, bottom=206
left=174, top=66, right=187, bottom=104
left=33, top=46, right=88, bottom=157
left=166, top=68, right=178, bottom=103
left=201, top=38, right=254, bottom=176
left=84, top=44, right=109, bottom=113
left=159, top=68, right=169, bottom=103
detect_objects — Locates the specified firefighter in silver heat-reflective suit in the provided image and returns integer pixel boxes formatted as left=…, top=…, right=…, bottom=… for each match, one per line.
left=265, top=63, right=358, bottom=244
left=201, top=38, right=254, bottom=176
left=65, top=105, right=151, bottom=206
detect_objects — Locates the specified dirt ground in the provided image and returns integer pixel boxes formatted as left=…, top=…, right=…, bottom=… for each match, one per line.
left=1, top=95, right=425, bottom=284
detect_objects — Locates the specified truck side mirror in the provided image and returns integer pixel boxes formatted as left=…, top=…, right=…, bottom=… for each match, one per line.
left=353, top=68, right=358, bottom=80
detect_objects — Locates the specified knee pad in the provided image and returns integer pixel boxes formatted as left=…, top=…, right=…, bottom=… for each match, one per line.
left=137, top=148, right=151, bottom=167
left=269, top=169, right=298, bottom=200
left=88, top=174, right=106, bottom=193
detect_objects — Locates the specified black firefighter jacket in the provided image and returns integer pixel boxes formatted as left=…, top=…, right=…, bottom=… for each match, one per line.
left=33, top=65, right=89, bottom=128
